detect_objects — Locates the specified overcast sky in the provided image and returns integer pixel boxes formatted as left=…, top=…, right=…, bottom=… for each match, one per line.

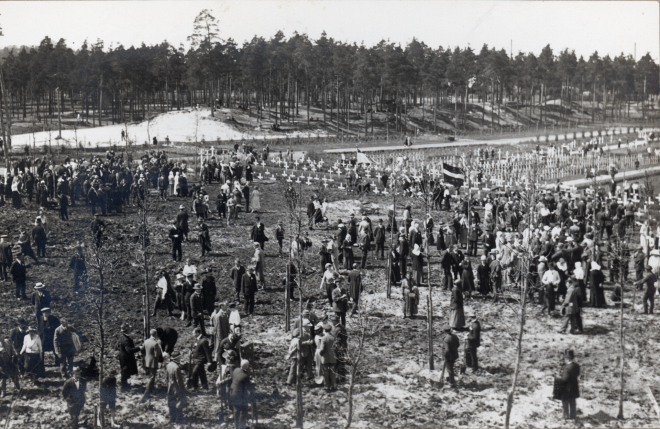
left=1, top=1, right=658, bottom=61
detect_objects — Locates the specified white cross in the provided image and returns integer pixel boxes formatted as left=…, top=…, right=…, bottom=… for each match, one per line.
left=338, top=183, right=345, bottom=190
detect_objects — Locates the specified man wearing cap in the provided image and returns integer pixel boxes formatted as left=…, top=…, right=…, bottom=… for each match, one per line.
left=176, top=206, right=190, bottom=241
left=30, top=282, right=51, bottom=323
left=169, top=223, right=183, bottom=262
left=54, top=318, right=77, bottom=379
left=37, top=308, right=59, bottom=364
left=9, top=254, right=27, bottom=301
left=190, top=327, right=213, bottom=390
left=190, top=285, right=207, bottom=334
left=441, top=325, right=459, bottom=388
left=0, top=234, right=12, bottom=282
left=319, top=323, right=337, bottom=390
left=69, top=246, right=88, bottom=293
left=62, top=366, right=86, bottom=429
left=166, top=350, right=188, bottom=423
left=242, top=267, right=258, bottom=315
left=141, top=329, right=163, bottom=402
left=558, top=349, right=580, bottom=419
left=117, top=324, right=141, bottom=391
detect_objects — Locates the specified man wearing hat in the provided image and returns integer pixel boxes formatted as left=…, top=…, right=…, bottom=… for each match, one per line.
left=477, top=255, right=492, bottom=297
left=169, top=223, right=183, bottom=262
left=9, top=253, right=27, bottom=301
left=441, top=325, right=459, bottom=388
left=558, top=349, right=580, bottom=419
left=176, top=205, right=190, bottom=241
left=30, top=282, right=52, bottom=324
left=37, top=307, right=59, bottom=364
left=318, top=323, right=337, bottom=390
left=190, top=284, right=207, bottom=334
left=117, top=324, right=141, bottom=391
left=211, top=303, right=230, bottom=362
left=0, top=234, right=12, bottom=282
left=32, top=217, right=48, bottom=258
left=190, top=327, right=213, bottom=390
left=9, top=319, right=28, bottom=376
left=242, top=267, right=258, bottom=315
left=69, top=246, right=88, bottom=293
left=166, top=349, right=188, bottom=423
left=62, top=366, right=86, bottom=429
left=141, top=329, right=163, bottom=402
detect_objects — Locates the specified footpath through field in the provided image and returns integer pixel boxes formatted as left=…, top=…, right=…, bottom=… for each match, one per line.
left=323, top=126, right=659, bottom=153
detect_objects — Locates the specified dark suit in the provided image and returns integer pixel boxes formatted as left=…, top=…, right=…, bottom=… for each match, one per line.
left=38, top=314, right=60, bottom=356
left=190, top=292, right=206, bottom=335
left=190, top=337, right=212, bottom=389
left=62, top=377, right=86, bottom=428
left=560, top=361, right=580, bottom=419
left=201, top=275, right=216, bottom=315
left=230, top=367, right=254, bottom=429
left=230, top=266, right=246, bottom=301
left=0, top=241, right=12, bottom=281
left=166, top=360, right=188, bottom=423
left=32, top=225, right=47, bottom=257
left=117, top=333, right=140, bottom=389
left=442, top=332, right=459, bottom=386
left=156, top=327, right=178, bottom=354
left=169, top=227, right=183, bottom=261
left=241, top=272, right=257, bottom=314
left=9, top=260, right=27, bottom=299
left=250, top=223, right=267, bottom=249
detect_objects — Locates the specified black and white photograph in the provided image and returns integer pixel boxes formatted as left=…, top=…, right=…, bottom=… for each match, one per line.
left=0, top=0, right=658, bottom=427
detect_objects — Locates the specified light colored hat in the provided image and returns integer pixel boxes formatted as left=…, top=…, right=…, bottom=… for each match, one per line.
left=34, top=282, right=45, bottom=289
left=591, top=261, right=601, bottom=270
left=179, top=205, right=184, bottom=209
left=650, top=249, right=660, bottom=256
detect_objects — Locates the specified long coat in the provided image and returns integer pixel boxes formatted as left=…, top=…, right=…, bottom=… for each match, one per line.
left=589, top=269, right=606, bottom=308
left=477, top=263, right=492, bottom=295
left=449, top=285, right=465, bottom=328
left=560, top=362, right=580, bottom=399
left=62, top=377, right=87, bottom=415
left=117, top=334, right=140, bottom=378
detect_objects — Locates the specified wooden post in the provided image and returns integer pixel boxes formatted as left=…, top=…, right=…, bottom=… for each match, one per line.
left=427, top=293, right=434, bottom=370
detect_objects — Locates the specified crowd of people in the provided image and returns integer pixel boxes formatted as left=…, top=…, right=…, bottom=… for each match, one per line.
left=0, top=135, right=658, bottom=426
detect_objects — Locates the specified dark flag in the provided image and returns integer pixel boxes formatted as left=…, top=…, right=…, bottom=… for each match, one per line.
left=443, top=163, right=465, bottom=186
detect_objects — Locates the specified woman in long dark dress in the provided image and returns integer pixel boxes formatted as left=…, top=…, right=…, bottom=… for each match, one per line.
left=436, top=227, right=446, bottom=252
left=342, top=237, right=354, bottom=270
left=589, top=261, right=606, bottom=308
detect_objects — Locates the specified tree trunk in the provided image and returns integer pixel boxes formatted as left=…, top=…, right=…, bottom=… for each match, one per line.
left=504, top=279, right=527, bottom=428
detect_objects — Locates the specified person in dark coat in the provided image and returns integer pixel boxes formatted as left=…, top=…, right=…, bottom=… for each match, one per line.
left=242, top=267, right=258, bottom=315
left=190, top=286, right=207, bottom=336
left=32, top=218, right=48, bottom=258
left=588, top=262, right=606, bottom=308
left=442, top=325, right=459, bottom=387
left=117, top=324, right=141, bottom=391
left=389, top=247, right=401, bottom=284
left=230, top=259, right=246, bottom=302
left=69, top=246, right=87, bottom=293
left=174, top=205, right=189, bottom=240
left=374, top=219, right=386, bottom=260
left=348, top=265, right=362, bottom=315
left=168, top=223, right=183, bottom=262
left=62, top=366, right=86, bottom=429
left=439, top=248, right=455, bottom=290
left=30, top=282, right=51, bottom=323
left=190, top=327, right=213, bottom=390
left=9, top=319, right=28, bottom=375
left=477, top=255, right=492, bottom=297
left=37, top=308, right=59, bottom=363
left=199, top=223, right=212, bottom=257
left=558, top=349, right=580, bottom=420
left=58, top=192, right=69, bottom=221
left=250, top=217, right=268, bottom=250
left=166, top=350, right=188, bottom=424
left=201, top=270, right=217, bottom=315
left=0, top=235, right=13, bottom=282
left=230, top=360, right=254, bottom=429
left=10, top=254, right=27, bottom=300
left=156, top=326, right=178, bottom=355
left=465, top=317, right=481, bottom=372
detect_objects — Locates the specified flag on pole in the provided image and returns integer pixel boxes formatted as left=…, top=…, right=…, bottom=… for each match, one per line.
left=443, top=163, right=465, bottom=186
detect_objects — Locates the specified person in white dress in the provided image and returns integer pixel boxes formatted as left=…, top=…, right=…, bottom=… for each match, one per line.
left=251, top=186, right=261, bottom=213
